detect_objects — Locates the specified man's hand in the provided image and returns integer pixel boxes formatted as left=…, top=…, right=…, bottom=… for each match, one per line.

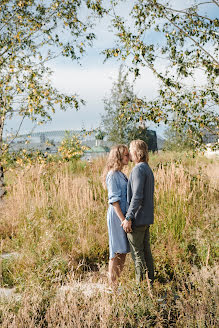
left=121, top=219, right=132, bottom=233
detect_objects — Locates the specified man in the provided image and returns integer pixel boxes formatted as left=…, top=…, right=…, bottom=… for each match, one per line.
left=121, top=139, right=154, bottom=284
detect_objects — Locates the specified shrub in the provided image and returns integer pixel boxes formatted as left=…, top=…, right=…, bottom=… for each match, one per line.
left=58, top=132, right=88, bottom=161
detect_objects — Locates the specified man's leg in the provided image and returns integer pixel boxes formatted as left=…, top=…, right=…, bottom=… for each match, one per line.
left=144, top=226, right=154, bottom=283
left=127, top=225, right=147, bottom=283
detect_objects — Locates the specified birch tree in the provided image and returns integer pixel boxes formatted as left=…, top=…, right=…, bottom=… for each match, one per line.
left=103, top=0, right=219, bottom=146
left=0, top=0, right=104, bottom=197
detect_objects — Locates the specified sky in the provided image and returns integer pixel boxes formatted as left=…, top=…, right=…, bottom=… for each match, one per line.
left=4, top=0, right=218, bottom=138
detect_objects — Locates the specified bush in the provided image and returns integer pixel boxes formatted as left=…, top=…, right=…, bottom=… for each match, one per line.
left=58, top=132, right=88, bottom=161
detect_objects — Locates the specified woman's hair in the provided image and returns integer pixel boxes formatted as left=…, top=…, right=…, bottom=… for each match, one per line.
left=103, top=144, right=128, bottom=181
left=130, top=139, right=149, bottom=163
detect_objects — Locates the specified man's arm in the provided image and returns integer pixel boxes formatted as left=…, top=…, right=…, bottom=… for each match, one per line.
left=125, top=166, right=145, bottom=220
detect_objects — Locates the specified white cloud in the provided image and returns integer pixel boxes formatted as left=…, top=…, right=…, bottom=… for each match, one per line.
left=5, top=61, right=160, bottom=135
left=51, top=63, right=158, bottom=97
left=45, top=63, right=160, bottom=130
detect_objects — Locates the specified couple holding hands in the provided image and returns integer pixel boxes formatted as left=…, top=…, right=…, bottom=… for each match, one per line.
left=104, top=139, right=155, bottom=288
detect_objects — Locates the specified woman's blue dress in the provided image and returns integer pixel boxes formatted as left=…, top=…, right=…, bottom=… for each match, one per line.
left=106, top=170, right=130, bottom=259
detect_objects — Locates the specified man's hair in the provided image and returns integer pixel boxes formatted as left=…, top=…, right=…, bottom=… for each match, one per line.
left=130, top=139, right=149, bottom=163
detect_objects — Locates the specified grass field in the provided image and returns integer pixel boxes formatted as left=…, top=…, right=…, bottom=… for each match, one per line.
left=0, top=151, right=218, bottom=327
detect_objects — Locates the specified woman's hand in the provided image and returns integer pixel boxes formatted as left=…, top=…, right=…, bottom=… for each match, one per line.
left=112, top=202, right=132, bottom=232
left=121, top=219, right=132, bottom=233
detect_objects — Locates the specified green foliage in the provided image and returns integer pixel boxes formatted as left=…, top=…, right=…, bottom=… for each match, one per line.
left=0, top=0, right=96, bottom=123
left=0, top=0, right=100, bottom=183
left=58, top=132, right=88, bottom=161
left=101, top=65, right=135, bottom=144
left=102, top=65, right=152, bottom=145
left=0, top=0, right=102, bottom=198
left=95, top=129, right=106, bottom=140
left=1, top=146, right=59, bottom=173
left=126, top=126, right=158, bottom=151
left=102, top=0, right=219, bottom=148
left=164, top=124, right=198, bottom=151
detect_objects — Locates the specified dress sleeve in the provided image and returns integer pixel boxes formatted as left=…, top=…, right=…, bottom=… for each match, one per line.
left=106, top=172, right=121, bottom=204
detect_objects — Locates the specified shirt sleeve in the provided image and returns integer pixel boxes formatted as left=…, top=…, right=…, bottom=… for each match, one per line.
left=106, top=172, right=121, bottom=204
left=125, top=166, right=145, bottom=219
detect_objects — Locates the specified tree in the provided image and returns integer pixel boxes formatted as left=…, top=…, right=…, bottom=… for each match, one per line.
left=164, top=124, right=196, bottom=151
left=0, top=0, right=105, bottom=197
left=102, top=0, right=219, bottom=147
left=95, top=129, right=105, bottom=140
left=101, top=66, right=158, bottom=150
left=101, top=65, right=143, bottom=144
left=126, top=125, right=158, bottom=152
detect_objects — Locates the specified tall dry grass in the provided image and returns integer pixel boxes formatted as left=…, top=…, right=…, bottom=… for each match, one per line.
left=0, top=152, right=218, bottom=327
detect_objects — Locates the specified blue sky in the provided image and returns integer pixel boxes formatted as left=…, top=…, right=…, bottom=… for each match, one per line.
left=5, top=0, right=218, bottom=138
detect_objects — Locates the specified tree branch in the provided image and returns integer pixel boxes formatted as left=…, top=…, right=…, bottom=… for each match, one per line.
left=181, top=1, right=216, bottom=10
left=5, top=116, right=25, bottom=149
left=162, top=10, right=219, bottom=65
left=163, top=5, right=214, bottom=21
left=211, top=0, right=219, bottom=7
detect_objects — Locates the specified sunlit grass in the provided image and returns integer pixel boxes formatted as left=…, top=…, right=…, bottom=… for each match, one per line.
left=0, top=152, right=218, bottom=327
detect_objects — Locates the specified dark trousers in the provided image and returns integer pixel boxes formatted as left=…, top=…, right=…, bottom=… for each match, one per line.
left=127, top=225, right=154, bottom=283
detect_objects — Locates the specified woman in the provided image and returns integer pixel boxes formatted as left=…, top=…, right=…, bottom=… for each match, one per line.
left=104, top=144, right=130, bottom=287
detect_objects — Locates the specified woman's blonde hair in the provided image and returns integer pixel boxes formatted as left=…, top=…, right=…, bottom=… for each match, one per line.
left=130, top=139, right=149, bottom=163
left=103, top=144, right=128, bottom=182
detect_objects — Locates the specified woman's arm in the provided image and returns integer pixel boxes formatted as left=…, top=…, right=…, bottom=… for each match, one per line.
left=112, top=201, right=125, bottom=223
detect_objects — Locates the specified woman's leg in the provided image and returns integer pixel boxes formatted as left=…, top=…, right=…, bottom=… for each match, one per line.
left=117, top=253, right=126, bottom=275
left=109, top=253, right=126, bottom=287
